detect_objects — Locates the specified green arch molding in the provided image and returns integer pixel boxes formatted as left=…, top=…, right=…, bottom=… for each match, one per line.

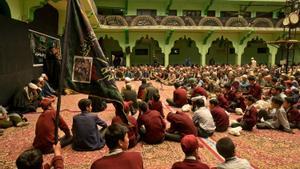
left=241, top=37, right=270, bottom=65
left=206, top=36, right=236, bottom=65
left=0, top=0, right=11, bottom=18
left=130, top=35, right=164, bottom=66
left=169, top=36, right=202, bottom=65
left=27, top=0, right=48, bottom=22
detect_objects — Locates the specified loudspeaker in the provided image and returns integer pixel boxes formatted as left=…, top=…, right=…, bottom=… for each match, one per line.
left=125, top=46, right=131, bottom=54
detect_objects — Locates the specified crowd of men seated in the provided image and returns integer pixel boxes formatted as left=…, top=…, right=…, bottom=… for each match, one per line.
left=2, top=63, right=300, bottom=169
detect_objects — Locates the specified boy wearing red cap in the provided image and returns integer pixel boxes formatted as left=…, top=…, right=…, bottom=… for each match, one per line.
left=33, top=99, right=72, bottom=154
left=171, top=135, right=209, bottom=169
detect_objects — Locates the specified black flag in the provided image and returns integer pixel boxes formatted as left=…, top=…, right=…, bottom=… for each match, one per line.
left=59, top=0, right=127, bottom=124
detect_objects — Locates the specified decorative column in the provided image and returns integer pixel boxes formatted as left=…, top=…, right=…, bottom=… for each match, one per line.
left=268, top=45, right=278, bottom=66
left=196, top=41, right=209, bottom=66
left=232, top=41, right=247, bottom=65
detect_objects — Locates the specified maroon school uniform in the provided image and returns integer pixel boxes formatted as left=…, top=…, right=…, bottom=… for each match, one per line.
left=174, top=87, right=188, bottom=107
left=33, top=108, right=71, bottom=153
left=217, top=94, right=229, bottom=110
left=91, top=151, right=143, bottom=169
left=167, top=111, right=197, bottom=136
left=287, top=107, right=300, bottom=125
left=192, top=86, right=208, bottom=98
left=210, top=106, right=229, bottom=132
left=138, top=110, right=166, bottom=144
left=235, top=96, right=247, bottom=111
left=148, top=99, right=164, bottom=118
left=171, top=159, right=210, bottom=169
left=225, top=90, right=236, bottom=101
left=247, top=83, right=262, bottom=100
left=238, top=105, right=257, bottom=129
left=112, top=115, right=139, bottom=148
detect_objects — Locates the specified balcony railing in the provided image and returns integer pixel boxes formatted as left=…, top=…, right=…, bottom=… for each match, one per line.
left=97, top=15, right=285, bottom=28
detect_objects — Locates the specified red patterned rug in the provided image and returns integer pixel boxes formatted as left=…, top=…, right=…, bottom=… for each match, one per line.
left=0, top=81, right=299, bottom=169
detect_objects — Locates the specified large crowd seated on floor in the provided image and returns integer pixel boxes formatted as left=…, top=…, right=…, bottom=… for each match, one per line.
left=1, top=63, right=300, bottom=169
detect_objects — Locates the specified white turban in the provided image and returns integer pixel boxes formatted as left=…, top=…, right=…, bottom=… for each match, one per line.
left=28, top=83, right=38, bottom=90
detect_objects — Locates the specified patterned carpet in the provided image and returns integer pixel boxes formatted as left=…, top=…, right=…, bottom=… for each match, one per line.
left=0, top=81, right=299, bottom=169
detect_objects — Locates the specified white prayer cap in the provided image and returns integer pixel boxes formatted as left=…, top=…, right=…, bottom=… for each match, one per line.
left=124, top=77, right=131, bottom=82
left=38, top=77, right=44, bottom=82
left=251, top=57, right=254, bottom=60
left=181, top=104, right=192, bottom=112
left=191, top=95, right=206, bottom=102
left=28, top=83, right=38, bottom=90
left=41, top=73, right=47, bottom=78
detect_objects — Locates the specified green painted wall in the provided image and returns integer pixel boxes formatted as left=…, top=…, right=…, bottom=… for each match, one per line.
left=6, top=0, right=23, bottom=20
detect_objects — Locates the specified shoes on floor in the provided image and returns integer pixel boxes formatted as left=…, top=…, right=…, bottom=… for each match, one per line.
left=16, top=121, right=30, bottom=127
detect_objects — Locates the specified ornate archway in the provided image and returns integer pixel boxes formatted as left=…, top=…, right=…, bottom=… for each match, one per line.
left=169, top=36, right=201, bottom=65
left=252, top=18, right=273, bottom=28
left=161, top=16, right=185, bottom=26
left=130, top=35, right=164, bottom=66
left=29, top=3, right=59, bottom=35
left=130, top=15, right=157, bottom=26
left=225, top=17, right=248, bottom=27
left=98, top=36, right=124, bottom=67
left=0, top=0, right=11, bottom=18
left=105, top=15, right=128, bottom=26
left=199, top=17, right=223, bottom=26
left=206, top=36, right=236, bottom=65
left=242, top=37, right=270, bottom=65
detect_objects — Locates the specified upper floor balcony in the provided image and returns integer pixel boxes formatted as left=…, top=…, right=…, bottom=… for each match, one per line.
left=96, top=15, right=287, bottom=30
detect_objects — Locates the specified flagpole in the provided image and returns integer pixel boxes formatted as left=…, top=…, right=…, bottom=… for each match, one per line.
left=55, top=0, right=72, bottom=144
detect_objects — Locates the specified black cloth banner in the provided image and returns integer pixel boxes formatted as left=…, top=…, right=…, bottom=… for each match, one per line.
left=61, top=0, right=127, bottom=123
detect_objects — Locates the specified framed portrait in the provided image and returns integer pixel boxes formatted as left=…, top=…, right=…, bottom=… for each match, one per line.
left=72, top=56, right=93, bottom=83
left=29, top=29, right=61, bottom=67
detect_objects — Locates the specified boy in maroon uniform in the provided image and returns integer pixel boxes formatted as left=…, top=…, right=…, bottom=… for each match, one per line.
left=148, top=93, right=164, bottom=118
left=17, top=143, right=64, bottom=169
left=166, top=82, right=188, bottom=108
left=138, top=102, right=166, bottom=144
left=171, top=135, right=209, bottom=169
left=246, top=75, right=262, bottom=100
left=165, top=111, right=197, bottom=142
left=33, top=99, right=72, bottom=154
left=112, top=101, right=139, bottom=148
left=231, top=96, right=257, bottom=131
left=91, top=124, right=143, bottom=169
left=283, top=97, right=300, bottom=129
left=209, top=99, right=229, bottom=132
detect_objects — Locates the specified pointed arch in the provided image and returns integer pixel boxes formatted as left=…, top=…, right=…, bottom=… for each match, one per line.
left=0, top=0, right=11, bottom=18
left=98, top=36, right=124, bottom=66
left=130, top=35, right=164, bottom=66
left=169, top=36, right=201, bottom=65
left=206, top=36, right=237, bottom=65
left=29, top=3, right=59, bottom=34
left=241, top=37, right=270, bottom=65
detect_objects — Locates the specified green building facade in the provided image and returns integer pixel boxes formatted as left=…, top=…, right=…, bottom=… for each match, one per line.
left=2, top=0, right=300, bottom=66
